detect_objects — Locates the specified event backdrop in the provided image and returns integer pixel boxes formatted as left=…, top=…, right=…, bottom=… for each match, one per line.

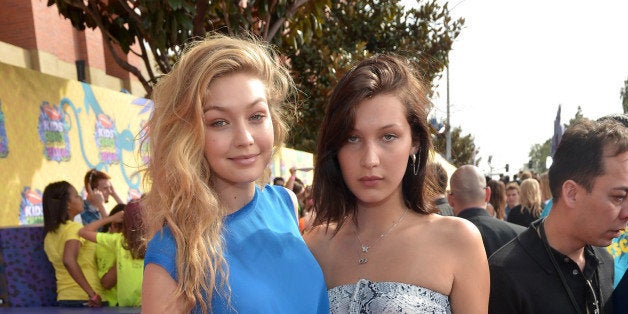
left=269, top=146, right=314, bottom=186
left=0, top=62, right=314, bottom=227
left=0, top=62, right=151, bottom=227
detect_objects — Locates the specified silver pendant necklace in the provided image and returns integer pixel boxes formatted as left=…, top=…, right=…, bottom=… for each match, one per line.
left=352, top=208, right=409, bottom=265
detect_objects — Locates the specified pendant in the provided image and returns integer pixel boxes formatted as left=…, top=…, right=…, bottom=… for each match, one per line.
left=361, top=245, right=369, bottom=253
left=359, top=257, right=368, bottom=264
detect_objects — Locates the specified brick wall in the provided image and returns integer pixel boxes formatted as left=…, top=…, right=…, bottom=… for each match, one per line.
left=104, top=40, right=130, bottom=80
left=31, top=0, right=78, bottom=64
left=85, top=25, right=106, bottom=71
left=0, top=0, right=37, bottom=50
left=0, top=0, right=145, bottom=96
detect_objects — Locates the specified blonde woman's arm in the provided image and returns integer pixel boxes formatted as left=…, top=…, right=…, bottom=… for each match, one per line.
left=142, top=263, right=190, bottom=313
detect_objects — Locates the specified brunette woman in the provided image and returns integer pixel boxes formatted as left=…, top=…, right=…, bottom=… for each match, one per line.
left=305, top=55, right=488, bottom=313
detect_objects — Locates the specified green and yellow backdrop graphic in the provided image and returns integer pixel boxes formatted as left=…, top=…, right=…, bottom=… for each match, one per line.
left=0, top=62, right=151, bottom=227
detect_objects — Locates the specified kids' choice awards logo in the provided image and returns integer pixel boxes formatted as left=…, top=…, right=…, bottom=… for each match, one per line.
left=0, top=100, right=8, bottom=158
left=37, top=101, right=71, bottom=162
left=19, top=187, right=43, bottom=225
left=95, top=113, right=119, bottom=165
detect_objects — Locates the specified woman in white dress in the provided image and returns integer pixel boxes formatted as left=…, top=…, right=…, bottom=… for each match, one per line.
left=305, top=55, right=489, bottom=313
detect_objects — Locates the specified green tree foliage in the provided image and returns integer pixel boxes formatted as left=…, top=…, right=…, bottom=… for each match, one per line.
left=568, top=106, right=584, bottom=126
left=47, top=0, right=328, bottom=96
left=433, top=126, right=478, bottom=167
left=48, top=0, right=463, bottom=152
left=528, top=139, right=551, bottom=173
left=282, top=0, right=464, bottom=151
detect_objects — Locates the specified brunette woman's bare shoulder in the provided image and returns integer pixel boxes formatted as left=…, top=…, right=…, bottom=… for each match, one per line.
left=429, top=213, right=476, bottom=228
left=420, top=214, right=482, bottom=246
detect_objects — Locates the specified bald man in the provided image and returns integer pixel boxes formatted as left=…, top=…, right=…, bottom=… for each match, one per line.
left=448, top=165, right=526, bottom=257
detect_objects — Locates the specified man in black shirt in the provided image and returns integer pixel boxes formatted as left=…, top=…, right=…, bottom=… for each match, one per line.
left=448, top=165, right=525, bottom=257
left=489, top=118, right=628, bottom=314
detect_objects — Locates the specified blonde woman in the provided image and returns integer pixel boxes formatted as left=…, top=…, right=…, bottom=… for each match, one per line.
left=141, top=34, right=329, bottom=313
left=506, top=178, right=542, bottom=227
left=539, top=172, right=552, bottom=207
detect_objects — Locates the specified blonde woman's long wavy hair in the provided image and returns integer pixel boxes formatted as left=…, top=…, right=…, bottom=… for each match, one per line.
left=142, top=33, right=293, bottom=313
left=519, top=178, right=542, bottom=218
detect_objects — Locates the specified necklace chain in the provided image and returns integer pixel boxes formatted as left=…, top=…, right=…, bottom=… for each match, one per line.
left=352, top=208, right=409, bottom=265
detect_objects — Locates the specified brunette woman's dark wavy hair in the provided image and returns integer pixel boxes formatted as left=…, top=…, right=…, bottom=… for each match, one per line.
left=312, top=55, right=434, bottom=232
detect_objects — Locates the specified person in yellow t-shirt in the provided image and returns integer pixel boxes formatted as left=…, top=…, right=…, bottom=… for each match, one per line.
left=43, top=181, right=104, bottom=307
left=96, top=203, right=125, bottom=306
left=80, top=199, right=146, bottom=307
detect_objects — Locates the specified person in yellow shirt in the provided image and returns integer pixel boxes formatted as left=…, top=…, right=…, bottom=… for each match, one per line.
left=42, top=181, right=103, bottom=307
left=79, top=199, right=146, bottom=307
left=95, top=203, right=125, bottom=306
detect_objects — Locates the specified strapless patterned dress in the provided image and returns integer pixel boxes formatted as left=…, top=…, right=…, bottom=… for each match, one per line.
left=328, top=279, right=451, bottom=313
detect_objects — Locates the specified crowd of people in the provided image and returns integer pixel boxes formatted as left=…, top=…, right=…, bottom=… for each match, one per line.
left=38, top=33, right=628, bottom=313
left=42, top=169, right=146, bottom=307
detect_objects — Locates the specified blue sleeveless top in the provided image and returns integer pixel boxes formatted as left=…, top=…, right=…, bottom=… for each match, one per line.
left=145, top=185, right=329, bottom=313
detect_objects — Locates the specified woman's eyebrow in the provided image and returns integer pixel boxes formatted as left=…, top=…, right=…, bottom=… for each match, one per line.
left=203, top=98, right=267, bottom=113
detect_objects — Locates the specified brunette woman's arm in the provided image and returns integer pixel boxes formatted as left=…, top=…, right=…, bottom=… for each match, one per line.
left=449, top=219, right=489, bottom=313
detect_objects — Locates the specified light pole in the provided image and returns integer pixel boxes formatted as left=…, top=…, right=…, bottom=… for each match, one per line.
left=446, top=63, right=451, bottom=161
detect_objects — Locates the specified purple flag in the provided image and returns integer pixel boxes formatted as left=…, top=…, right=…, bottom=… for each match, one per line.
left=550, top=105, right=564, bottom=157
